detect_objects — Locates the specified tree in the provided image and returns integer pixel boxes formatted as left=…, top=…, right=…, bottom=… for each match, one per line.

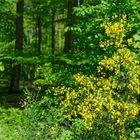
left=64, top=0, right=77, bottom=52
left=9, top=0, right=24, bottom=93
left=78, top=0, right=83, bottom=5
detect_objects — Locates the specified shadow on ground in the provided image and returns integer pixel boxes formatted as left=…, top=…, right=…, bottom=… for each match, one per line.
left=0, top=80, right=23, bottom=108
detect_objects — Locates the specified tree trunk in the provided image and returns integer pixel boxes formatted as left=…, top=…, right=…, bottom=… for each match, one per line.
left=15, top=0, right=24, bottom=51
left=9, top=0, right=24, bottom=93
left=64, top=0, right=77, bottom=52
left=52, top=10, right=55, bottom=55
left=80, top=0, right=83, bottom=5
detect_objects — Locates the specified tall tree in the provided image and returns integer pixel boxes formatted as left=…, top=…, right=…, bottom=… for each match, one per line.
left=9, top=0, right=24, bottom=93
left=64, top=0, right=77, bottom=52
left=79, top=0, right=83, bottom=5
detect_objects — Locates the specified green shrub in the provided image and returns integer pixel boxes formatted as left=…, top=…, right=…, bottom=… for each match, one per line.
left=50, top=15, right=140, bottom=140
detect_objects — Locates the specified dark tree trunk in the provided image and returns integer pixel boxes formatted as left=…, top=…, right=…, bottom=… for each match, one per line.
left=52, top=10, right=55, bottom=55
left=9, top=65, right=21, bottom=93
left=64, top=0, right=77, bottom=52
left=15, top=0, right=24, bottom=51
left=9, top=0, right=24, bottom=93
left=80, top=0, right=83, bottom=5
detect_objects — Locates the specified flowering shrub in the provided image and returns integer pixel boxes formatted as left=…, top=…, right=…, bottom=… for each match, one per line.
left=52, top=15, right=140, bottom=140
left=100, top=14, right=132, bottom=49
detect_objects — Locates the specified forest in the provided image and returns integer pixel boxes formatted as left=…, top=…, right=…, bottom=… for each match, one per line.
left=0, top=0, right=140, bottom=139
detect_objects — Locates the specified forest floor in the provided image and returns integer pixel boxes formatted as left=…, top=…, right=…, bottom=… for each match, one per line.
left=0, top=80, right=24, bottom=108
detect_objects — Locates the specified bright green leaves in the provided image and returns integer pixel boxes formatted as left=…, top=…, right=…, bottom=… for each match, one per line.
left=0, top=62, right=4, bottom=71
left=133, top=33, right=140, bottom=49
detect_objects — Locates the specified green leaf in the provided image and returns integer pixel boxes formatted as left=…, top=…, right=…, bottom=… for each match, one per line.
left=133, top=34, right=140, bottom=41
left=0, top=62, right=4, bottom=71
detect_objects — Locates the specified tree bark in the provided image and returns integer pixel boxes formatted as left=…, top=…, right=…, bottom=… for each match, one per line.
left=9, top=0, right=24, bottom=93
left=64, top=0, right=77, bottom=52
left=15, top=0, right=24, bottom=51
left=80, top=0, right=83, bottom=5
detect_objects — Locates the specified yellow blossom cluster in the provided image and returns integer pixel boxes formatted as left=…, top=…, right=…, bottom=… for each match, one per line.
left=98, top=48, right=139, bottom=77
left=53, top=72, right=140, bottom=139
left=98, top=14, right=140, bottom=96
left=100, top=14, right=132, bottom=49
